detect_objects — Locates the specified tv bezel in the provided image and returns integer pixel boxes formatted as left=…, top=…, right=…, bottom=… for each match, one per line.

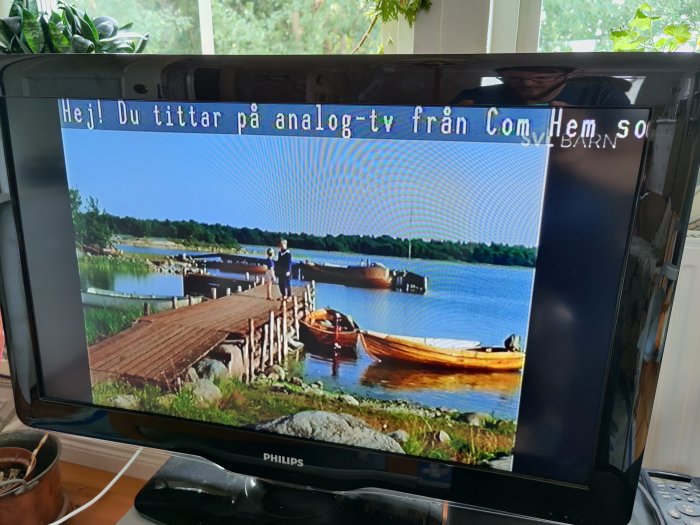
left=1, top=53, right=699, bottom=525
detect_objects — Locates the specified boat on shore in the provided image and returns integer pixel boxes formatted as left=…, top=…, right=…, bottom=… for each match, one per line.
left=201, top=254, right=268, bottom=275
left=299, top=308, right=360, bottom=354
left=81, top=287, right=202, bottom=312
left=359, top=330, right=524, bottom=371
left=297, top=261, right=392, bottom=289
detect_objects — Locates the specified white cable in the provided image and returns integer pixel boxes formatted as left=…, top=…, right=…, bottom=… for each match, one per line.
left=48, top=446, right=143, bottom=525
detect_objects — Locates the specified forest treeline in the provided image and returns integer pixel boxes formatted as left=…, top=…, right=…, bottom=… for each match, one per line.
left=71, top=189, right=536, bottom=267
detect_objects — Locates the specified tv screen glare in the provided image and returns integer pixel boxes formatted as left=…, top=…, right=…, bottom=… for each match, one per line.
left=1, top=54, right=699, bottom=524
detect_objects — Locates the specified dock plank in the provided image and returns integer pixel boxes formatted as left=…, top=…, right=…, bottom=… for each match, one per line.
left=88, top=285, right=308, bottom=387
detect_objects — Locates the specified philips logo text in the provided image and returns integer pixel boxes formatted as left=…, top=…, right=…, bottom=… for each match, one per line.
left=263, top=453, right=304, bottom=467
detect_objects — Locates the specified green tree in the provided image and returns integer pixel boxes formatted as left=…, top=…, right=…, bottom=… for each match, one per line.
left=83, top=196, right=113, bottom=248
left=69, top=187, right=85, bottom=243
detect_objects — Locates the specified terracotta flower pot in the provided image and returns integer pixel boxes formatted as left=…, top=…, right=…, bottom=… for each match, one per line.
left=0, top=446, right=34, bottom=495
left=0, top=431, right=69, bottom=525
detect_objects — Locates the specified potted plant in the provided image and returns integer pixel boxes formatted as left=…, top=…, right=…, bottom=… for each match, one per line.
left=0, top=0, right=148, bottom=54
left=0, top=430, right=68, bottom=524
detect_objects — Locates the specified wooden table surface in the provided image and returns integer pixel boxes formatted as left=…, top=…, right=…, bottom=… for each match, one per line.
left=60, top=462, right=147, bottom=524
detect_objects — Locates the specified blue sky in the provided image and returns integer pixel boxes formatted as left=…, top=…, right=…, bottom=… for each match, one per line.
left=62, top=129, right=549, bottom=246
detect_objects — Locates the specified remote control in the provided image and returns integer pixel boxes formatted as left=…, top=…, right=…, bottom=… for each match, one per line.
left=642, top=469, right=700, bottom=525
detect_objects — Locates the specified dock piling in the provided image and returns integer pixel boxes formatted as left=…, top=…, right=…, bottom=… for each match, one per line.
left=248, top=319, right=255, bottom=380
left=293, top=296, right=300, bottom=337
left=282, top=301, right=288, bottom=364
left=242, top=337, right=250, bottom=383
left=261, top=324, right=268, bottom=371
left=276, top=317, right=282, bottom=364
left=268, top=310, right=275, bottom=367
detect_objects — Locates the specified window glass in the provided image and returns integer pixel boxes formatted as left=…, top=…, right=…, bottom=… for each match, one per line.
left=539, top=0, right=699, bottom=52
left=71, top=0, right=202, bottom=54
left=212, top=0, right=379, bottom=55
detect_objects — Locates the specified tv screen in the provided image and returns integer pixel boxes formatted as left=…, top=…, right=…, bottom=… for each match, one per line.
left=2, top=53, right=699, bottom=524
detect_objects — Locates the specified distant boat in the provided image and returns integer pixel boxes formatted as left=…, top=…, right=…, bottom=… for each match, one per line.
left=359, top=330, right=525, bottom=371
left=299, top=308, right=360, bottom=354
left=81, top=287, right=202, bottom=311
left=297, top=261, right=392, bottom=289
left=205, top=254, right=268, bottom=275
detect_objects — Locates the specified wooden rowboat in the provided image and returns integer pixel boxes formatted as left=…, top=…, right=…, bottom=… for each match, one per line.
left=359, top=330, right=524, bottom=371
left=299, top=308, right=360, bottom=353
left=81, top=287, right=202, bottom=311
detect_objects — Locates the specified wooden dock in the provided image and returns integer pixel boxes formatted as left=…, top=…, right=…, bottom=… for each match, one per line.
left=89, top=283, right=315, bottom=389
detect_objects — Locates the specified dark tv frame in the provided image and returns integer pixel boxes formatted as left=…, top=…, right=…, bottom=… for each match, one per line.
left=0, top=53, right=699, bottom=525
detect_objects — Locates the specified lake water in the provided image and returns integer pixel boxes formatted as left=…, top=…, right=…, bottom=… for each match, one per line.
left=86, top=243, right=535, bottom=419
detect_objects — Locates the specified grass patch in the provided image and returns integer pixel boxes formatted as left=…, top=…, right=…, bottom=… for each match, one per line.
left=285, top=357, right=305, bottom=378
left=79, top=254, right=150, bottom=274
left=84, top=305, right=144, bottom=345
left=92, top=378, right=516, bottom=466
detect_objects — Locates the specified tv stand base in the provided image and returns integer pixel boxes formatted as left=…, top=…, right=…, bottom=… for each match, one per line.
left=119, top=456, right=660, bottom=525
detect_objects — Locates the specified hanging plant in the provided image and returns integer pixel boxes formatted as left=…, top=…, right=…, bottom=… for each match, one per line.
left=0, top=0, right=148, bottom=54
left=353, top=0, right=432, bottom=53
left=610, top=2, right=698, bottom=52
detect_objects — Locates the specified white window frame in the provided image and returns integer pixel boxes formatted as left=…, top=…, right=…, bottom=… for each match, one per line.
left=198, top=0, right=215, bottom=54
left=382, top=0, right=542, bottom=55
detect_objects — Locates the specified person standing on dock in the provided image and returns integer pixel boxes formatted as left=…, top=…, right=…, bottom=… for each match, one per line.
left=276, top=239, right=293, bottom=300
left=265, top=248, right=276, bottom=300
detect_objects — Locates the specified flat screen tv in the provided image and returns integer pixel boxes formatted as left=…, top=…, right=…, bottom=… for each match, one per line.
left=1, top=53, right=699, bottom=524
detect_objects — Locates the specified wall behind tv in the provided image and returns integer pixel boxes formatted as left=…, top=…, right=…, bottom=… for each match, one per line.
left=645, top=236, right=700, bottom=476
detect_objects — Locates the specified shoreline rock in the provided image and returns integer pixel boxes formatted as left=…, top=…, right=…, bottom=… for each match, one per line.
left=253, top=410, right=405, bottom=454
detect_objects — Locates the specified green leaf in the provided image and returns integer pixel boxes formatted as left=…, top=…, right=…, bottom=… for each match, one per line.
left=61, top=3, right=77, bottom=32
left=610, top=28, right=631, bottom=39
left=24, top=0, right=39, bottom=17
left=653, top=37, right=670, bottom=50
left=79, top=13, right=99, bottom=43
left=135, top=34, right=149, bottom=53
left=666, top=40, right=682, bottom=52
left=118, top=22, right=133, bottom=31
left=98, top=31, right=148, bottom=43
left=635, top=3, right=658, bottom=18
left=20, top=8, right=43, bottom=53
left=48, top=19, right=71, bottom=52
left=629, top=16, right=652, bottom=32
left=663, top=23, right=691, bottom=43
left=0, top=17, right=21, bottom=40
left=0, top=28, right=10, bottom=49
left=11, top=34, right=30, bottom=53
left=49, top=11, right=61, bottom=25
left=71, top=33, right=94, bottom=53
left=9, top=1, right=23, bottom=18
left=93, top=17, right=117, bottom=39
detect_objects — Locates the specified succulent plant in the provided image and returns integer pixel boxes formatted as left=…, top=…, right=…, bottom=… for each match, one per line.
left=0, top=0, right=148, bottom=54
